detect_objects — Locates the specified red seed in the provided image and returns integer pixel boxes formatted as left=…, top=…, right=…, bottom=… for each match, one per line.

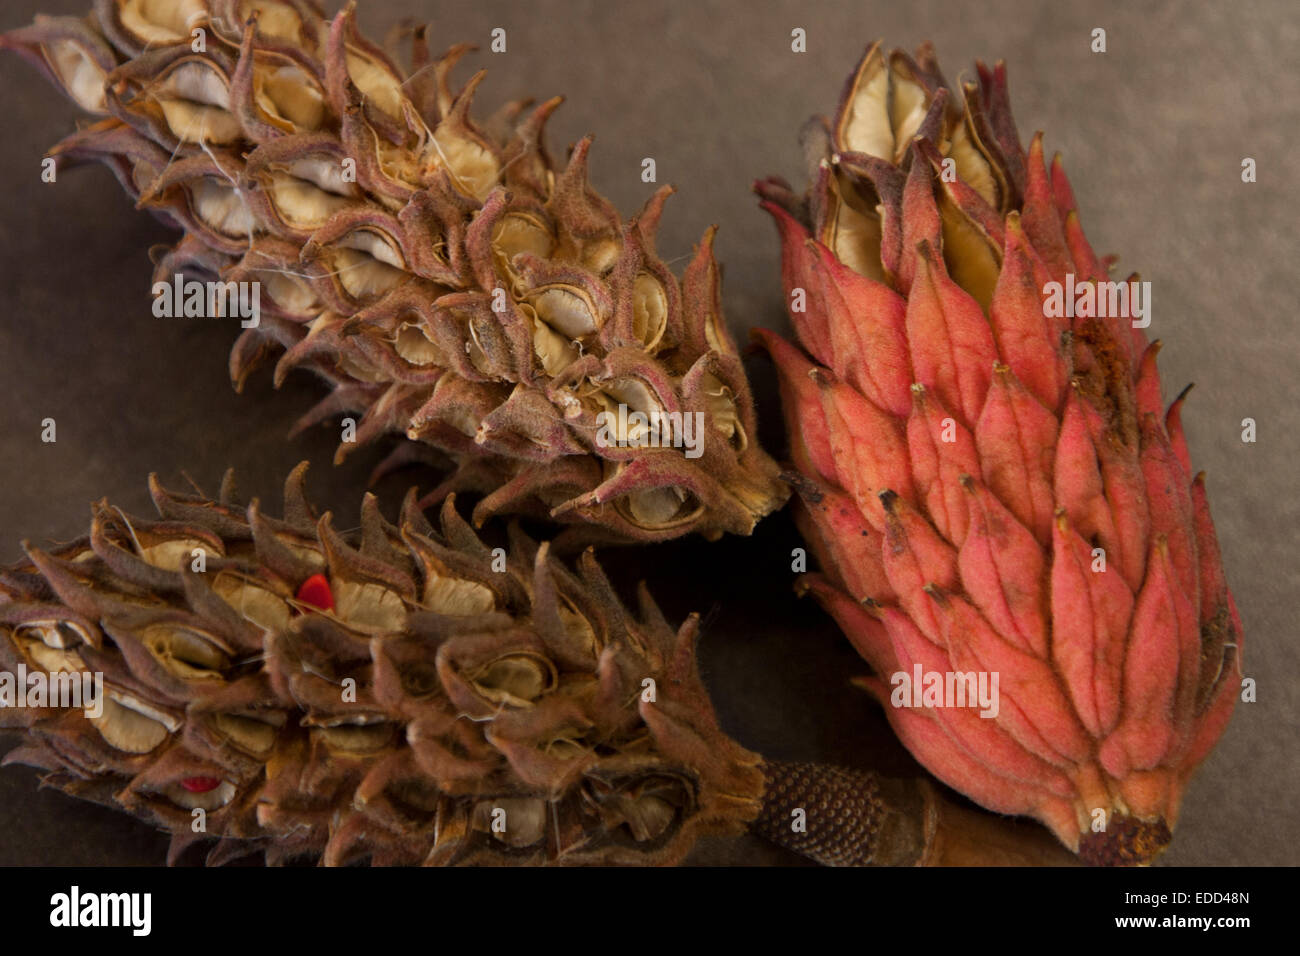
left=180, top=777, right=222, bottom=794
left=296, top=573, right=335, bottom=612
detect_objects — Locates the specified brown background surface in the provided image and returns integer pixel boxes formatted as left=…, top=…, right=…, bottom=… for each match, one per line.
left=0, top=0, right=1295, bottom=866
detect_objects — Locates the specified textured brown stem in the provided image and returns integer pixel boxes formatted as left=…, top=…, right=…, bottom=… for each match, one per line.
left=754, top=760, right=1080, bottom=866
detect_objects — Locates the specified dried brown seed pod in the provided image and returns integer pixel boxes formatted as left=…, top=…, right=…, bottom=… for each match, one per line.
left=1, top=0, right=789, bottom=543
left=0, top=464, right=768, bottom=865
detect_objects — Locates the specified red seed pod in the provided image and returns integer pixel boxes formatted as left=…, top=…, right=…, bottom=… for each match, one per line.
left=756, top=42, right=1244, bottom=864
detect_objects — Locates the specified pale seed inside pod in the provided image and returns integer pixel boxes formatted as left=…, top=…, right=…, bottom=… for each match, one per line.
left=288, top=155, right=356, bottom=196
left=44, top=39, right=109, bottom=112
left=265, top=166, right=355, bottom=229
left=527, top=304, right=579, bottom=376
left=837, top=47, right=929, bottom=164
left=624, top=485, right=694, bottom=527
left=345, top=47, right=405, bottom=120
left=329, top=231, right=407, bottom=299
left=827, top=167, right=886, bottom=283
left=138, top=535, right=219, bottom=570
left=140, top=624, right=230, bottom=680
left=699, top=372, right=745, bottom=451
left=431, top=128, right=499, bottom=201
left=422, top=572, right=495, bottom=616
left=631, top=273, right=668, bottom=350
left=316, top=722, right=396, bottom=755
left=594, top=456, right=704, bottom=529
left=580, top=237, right=621, bottom=275
left=237, top=1, right=310, bottom=46
left=467, top=653, right=556, bottom=706
left=15, top=619, right=92, bottom=649
left=838, top=48, right=892, bottom=158
left=254, top=63, right=327, bottom=132
left=530, top=286, right=599, bottom=339
left=491, top=213, right=555, bottom=280
left=596, top=376, right=672, bottom=445
left=702, top=307, right=731, bottom=357
left=210, top=712, right=278, bottom=754
left=552, top=385, right=583, bottom=420
left=118, top=0, right=209, bottom=47
left=583, top=773, right=691, bottom=843
left=153, top=59, right=242, bottom=145
left=88, top=696, right=170, bottom=753
left=17, top=636, right=84, bottom=674
left=348, top=230, right=406, bottom=269
left=332, top=580, right=408, bottom=633
left=107, top=689, right=181, bottom=731
left=618, top=790, right=679, bottom=842
left=281, top=540, right=326, bottom=573
left=251, top=267, right=319, bottom=315
left=392, top=321, right=444, bottom=367
left=212, top=572, right=292, bottom=633
left=374, top=135, right=423, bottom=193
left=947, top=118, right=999, bottom=208
left=886, top=61, right=929, bottom=164
left=630, top=795, right=678, bottom=840
left=937, top=201, right=1001, bottom=310
left=474, top=797, right=547, bottom=847
left=189, top=177, right=258, bottom=239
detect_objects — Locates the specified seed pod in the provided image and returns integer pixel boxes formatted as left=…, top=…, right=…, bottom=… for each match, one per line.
left=757, top=42, right=1244, bottom=864
left=3, top=1, right=789, bottom=543
left=0, top=464, right=768, bottom=865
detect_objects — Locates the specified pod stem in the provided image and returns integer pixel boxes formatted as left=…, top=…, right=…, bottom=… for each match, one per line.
left=754, top=759, right=1080, bottom=866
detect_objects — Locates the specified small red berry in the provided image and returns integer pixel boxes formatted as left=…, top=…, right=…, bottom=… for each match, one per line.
left=296, top=573, right=335, bottom=612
